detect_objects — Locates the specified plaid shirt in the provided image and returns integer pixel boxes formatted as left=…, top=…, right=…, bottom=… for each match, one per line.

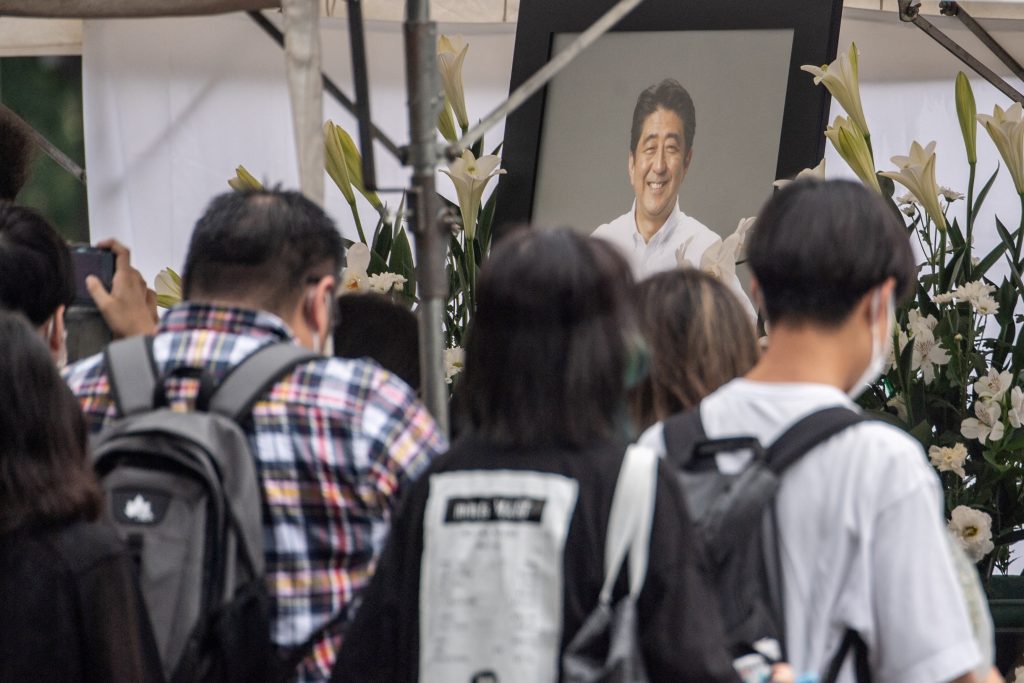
left=63, top=303, right=446, bottom=682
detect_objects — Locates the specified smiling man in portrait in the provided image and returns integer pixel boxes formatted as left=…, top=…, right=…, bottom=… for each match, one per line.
left=593, top=78, right=751, bottom=312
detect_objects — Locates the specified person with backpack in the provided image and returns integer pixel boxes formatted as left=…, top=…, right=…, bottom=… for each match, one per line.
left=63, top=189, right=446, bottom=682
left=332, top=228, right=740, bottom=682
left=641, top=179, right=996, bottom=683
left=0, top=311, right=163, bottom=683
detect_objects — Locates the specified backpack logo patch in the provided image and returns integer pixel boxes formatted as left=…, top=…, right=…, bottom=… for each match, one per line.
left=112, top=489, right=171, bottom=526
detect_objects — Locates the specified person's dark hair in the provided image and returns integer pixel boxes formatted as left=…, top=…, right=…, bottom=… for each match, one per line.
left=0, top=311, right=102, bottom=535
left=334, top=292, right=420, bottom=390
left=630, top=78, right=696, bottom=154
left=629, top=269, right=759, bottom=431
left=0, top=109, right=34, bottom=201
left=462, top=228, right=640, bottom=448
left=747, top=179, right=915, bottom=326
left=182, top=189, right=344, bottom=314
left=0, top=202, right=75, bottom=327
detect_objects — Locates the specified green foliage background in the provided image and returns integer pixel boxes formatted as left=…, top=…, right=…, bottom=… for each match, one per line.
left=0, top=56, right=88, bottom=243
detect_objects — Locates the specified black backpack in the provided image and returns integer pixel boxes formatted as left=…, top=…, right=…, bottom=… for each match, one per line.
left=662, top=405, right=871, bottom=683
left=90, top=337, right=319, bottom=683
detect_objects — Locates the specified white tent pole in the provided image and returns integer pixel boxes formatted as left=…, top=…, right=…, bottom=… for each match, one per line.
left=281, top=0, right=325, bottom=205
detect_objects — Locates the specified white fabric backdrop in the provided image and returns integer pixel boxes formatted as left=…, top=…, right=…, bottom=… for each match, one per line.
left=82, top=10, right=1024, bottom=287
left=82, top=13, right=514, bottom=283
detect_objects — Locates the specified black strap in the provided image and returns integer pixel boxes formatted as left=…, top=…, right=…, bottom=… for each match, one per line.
left=104, top=335, right=158, bottom=416
left=822, top=628, right=871, bottom=683
left=661, top=407, right=707, bottom=467
left=765, top=406, right=866, bottom=475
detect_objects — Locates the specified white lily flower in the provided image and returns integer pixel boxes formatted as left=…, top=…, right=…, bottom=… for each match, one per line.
left=444, top=346, right=465, bottom=384
left=1009, top=387, right=1024, bottom=429
left=801, top=43, right=870, bottom=138
left=700, top=233, right=742, bottom=283
left=438, top=35, right=470, bottom=130
left=366, top=272, right=408, bottom=294
left=341, top=243, right=371, bottom=292
left=155, top=267, right=183, bottom=309
left=441, top=150, right=506, bottom=241
left=732, top=216, right=756, bottom=260
left=911, top=328, right=951, bottom=384
left=929, top=443, right=968, bottom=478
left=977, top=102, right=1024, bottom=194
left=824, top=115, right=880, bottom=193
left=974, top=367, right=1012, bottom=401
left=675, top=236, right=696, bottom=269
left=907, top=309, right=938, bottom=338
left=948, top=505, right=995, bottom=562
left=961, top=400, right=1005, bottom=445
left=879, top=141, right=947, bottom=231
left=773, top=159, right=826, bottom=189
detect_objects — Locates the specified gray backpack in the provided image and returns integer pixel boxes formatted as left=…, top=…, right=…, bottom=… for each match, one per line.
left=90, top=337, right=318, bottom=683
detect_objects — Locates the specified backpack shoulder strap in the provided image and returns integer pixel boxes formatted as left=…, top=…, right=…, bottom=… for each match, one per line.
left=208, top=343, right=321, bottom=421
left=661, top=407, right=707, bottom=467
left=822, top=628, right=871, bottom=683
left=766, top=406, right=868, bottom=475
left=104, top=335, right=158, bottom=417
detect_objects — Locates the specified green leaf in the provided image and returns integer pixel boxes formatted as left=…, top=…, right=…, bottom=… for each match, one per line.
left=942, top=249, right=967, bottom=292
left=372, top=214, right=394, bottom=263
left=909, top=419, right=933, bottom=446
left=975, top=241, right=1008, bottom=278
left=947, top=216, right=966, bottom=250
left=477, top=184, right=499, bottom=254
left=971, top=165, right=1000, bottom=221
left=389, top=227, right=415, bottom=299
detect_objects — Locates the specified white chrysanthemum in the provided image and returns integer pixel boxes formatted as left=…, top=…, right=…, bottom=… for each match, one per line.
left=932, top=291, right=956, bottom=304
left=366, top=272, right=407, bottom=294
left=939, top=186, right=964, bottom=201
left=444, top=346, right=465, bottom=384
left=961, top=400, right=1005, bottom=445
left=928, top=443, right=968, bottom=478
left=947, top=505, right=995, bottom=562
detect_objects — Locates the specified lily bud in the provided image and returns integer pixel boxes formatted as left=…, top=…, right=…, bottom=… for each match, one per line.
left=955, top=72, right=977, bottom=165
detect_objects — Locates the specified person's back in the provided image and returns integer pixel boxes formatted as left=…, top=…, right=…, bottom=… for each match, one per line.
left=642, top=179, right=985, bottom=683
left=334, top=229, right=739, bottom=682
left=0, top=311, right=161, bottom=683
left=63, top=189, right=445, bottom=681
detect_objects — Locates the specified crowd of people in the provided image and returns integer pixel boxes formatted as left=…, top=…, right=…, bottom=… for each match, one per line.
left=0, top=176, right=1006, bottom=683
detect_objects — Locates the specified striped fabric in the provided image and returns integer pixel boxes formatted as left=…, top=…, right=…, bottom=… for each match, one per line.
left=64, top=302, right=446, bottom=681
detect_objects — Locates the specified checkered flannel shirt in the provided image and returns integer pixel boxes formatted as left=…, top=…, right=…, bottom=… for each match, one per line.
left=63, top=302, right=447, bottom=682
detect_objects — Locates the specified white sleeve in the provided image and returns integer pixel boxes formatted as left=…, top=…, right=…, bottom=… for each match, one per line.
left=868, top=480, right=981, bottom=683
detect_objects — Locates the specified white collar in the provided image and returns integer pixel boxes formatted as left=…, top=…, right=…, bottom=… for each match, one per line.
left=630, top=200, right=683, bottom=247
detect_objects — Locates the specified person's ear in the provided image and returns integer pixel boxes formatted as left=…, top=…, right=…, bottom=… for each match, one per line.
left=45, top=305, right=66, bottom=353
left=304, top=276, right=336, bottom=338
left=683, top=146, right=694, bottom=172
left=628, top=150, right=636, bottom=180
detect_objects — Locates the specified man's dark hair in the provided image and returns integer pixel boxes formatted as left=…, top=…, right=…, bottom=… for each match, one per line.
left=0, top=109, right=34, bottom=201
left=747, top=179, right=916, bottom=326
left=333, top=292, right=420, bottom=390
left=630, top=78, right=696, bottom=154
left=0, top=202, right=74, bottom=327
left=0, top=311, right=102, bottom=535
left=462, top=228, right=640, bottom=448
left=182, top=189, right=344, bottom=314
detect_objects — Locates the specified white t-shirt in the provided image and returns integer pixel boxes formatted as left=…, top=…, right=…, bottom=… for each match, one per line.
left=639, top=379, right=981, bottom=683
left=592, top=202, right=756, bottom=318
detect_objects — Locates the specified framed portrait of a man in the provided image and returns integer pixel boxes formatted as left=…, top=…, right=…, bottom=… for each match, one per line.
left=496, top=0, right=843, bottom=299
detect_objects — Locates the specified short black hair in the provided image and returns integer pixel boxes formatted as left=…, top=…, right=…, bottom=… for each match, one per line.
left=0, top=311, right=102, bottom=535
left=461, top=228, right=640, bottom=449
left=182, top=189, right=344, bottom=314
left=630, top=78, right=696, bottom=154
left=0, top=202, right=75, bottom=326
left=333, top=292, right=420, bottom=390
left=747, top=179, right=915, bottom=326
left=0, top=109, right=34, bottom=201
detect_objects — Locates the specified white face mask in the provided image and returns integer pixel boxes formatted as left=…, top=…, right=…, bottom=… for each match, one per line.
left=847, top=289, right=894, bottom=399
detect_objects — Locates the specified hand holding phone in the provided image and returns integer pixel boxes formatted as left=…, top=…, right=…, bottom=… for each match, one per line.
left=75, top=239, right=158, bottom=338
left=70, top=245, right=115, bottom=308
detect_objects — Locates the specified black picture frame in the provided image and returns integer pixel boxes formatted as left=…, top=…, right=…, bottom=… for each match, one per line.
left=494, top=0, right=844, bottom=237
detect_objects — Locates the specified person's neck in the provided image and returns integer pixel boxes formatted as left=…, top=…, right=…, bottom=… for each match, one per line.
left=634, top=208, right=671, bottom=244
left=745, top=322, right=861, bottom=392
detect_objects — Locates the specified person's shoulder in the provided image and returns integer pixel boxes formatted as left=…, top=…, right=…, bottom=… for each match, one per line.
left=278, top=354, right=419, bottom=414
left=42, top=519, right=129, bottom=576
left=674, top=210, right=719, bottom=249
left=592, top=210, right=633, bottom=241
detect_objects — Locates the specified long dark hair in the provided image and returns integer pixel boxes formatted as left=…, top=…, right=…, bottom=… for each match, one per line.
left=461, top=228, right=640, bottom=449
left=629, top=269, right=759, bottom=431
left=0, top=311, right=102, bottom=535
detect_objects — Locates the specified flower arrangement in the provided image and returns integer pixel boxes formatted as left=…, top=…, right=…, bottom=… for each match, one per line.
left=805, top=43, right=1024, bottom=573
left=160, top=35, right=504, bottom=386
